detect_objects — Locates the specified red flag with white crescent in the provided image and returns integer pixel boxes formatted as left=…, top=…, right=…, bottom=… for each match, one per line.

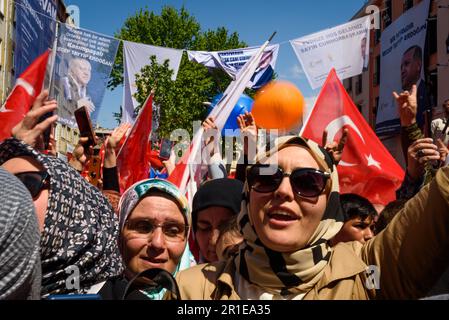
left=302, top=69, right=404, bottom=206
left=0, top=50, right=50, bottom=142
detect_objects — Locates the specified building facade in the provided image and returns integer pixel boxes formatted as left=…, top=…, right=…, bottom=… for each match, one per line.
left=344, top=0, right=449, bottom=167
left=0, top=0, right=82, bottom=158
left=0, top=0, right=71, bottom=103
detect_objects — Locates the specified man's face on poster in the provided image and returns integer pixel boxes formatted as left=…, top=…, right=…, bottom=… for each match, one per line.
left=401, top=48, right=422, bottom=91
left=361, top=38, right=367, bottom=58
left=258, top=51, right=273, bottom=70
left=70, top=59, right=92, bottom=86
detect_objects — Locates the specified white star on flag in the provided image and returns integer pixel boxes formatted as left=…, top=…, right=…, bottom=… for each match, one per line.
left=366, top=154, right=381, bottom=170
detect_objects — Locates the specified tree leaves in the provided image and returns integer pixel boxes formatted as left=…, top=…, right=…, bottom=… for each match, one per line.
left=109, top=6, right=247, bottom=138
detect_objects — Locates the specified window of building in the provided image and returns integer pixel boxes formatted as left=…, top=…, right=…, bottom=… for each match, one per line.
left=403, top=0, right=414, bottom=12
left=373, top=55, right=381, bottom=86
left=347, top=78, right=353, bottom=93
left=374, top=97, right=380, bottom=117
left=356, top=74, right=363, bottom=95
left=427, top=16, right=437, bottom=55
left=383, top=0, right=392, bottom=28
left=446, top=34, right=449, bottom=54
left=374, top=28, right=381, bottom=45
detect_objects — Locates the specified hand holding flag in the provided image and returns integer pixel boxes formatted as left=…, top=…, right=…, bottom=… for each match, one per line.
left=0, top=50, right=50, bottom=142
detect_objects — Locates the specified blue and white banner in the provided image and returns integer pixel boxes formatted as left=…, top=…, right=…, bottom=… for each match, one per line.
left=290, top=16, right=371, bottom=90
left=376, top=0, right=430, bottom=136
left=14, top=0, right=58, bottom=78
left=187, top=44, right=280, bottom=90
left=52, top=24, right=120, bottom=128
left=122, top=41, right=183, bottom=124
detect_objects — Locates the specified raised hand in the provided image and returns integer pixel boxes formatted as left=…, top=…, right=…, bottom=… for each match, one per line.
left=322, top=128, right=349, bottom=166
left=407, top=138, right=440, bottom=180
left=237, top=112, right=258, bottom=157
left=11, top=90, right=58, bottom=150
left=393, top=84, right=418, bottom=127
left=69, top=137, right=93, bottom=172
left=202, top=116, right=220, bottom=157
left=106, top=123, right=131, bottom=151
left=436, top=139, right=449, bottom=164
left=104, top=122, right=131, bottom=169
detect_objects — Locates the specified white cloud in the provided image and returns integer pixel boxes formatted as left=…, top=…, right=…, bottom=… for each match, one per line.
left=291, top=64, right=305, bottom=79
left=278, top=63, right=305, bottom=81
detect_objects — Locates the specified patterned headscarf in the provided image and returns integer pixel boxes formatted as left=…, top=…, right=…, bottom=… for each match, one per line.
left=118, top=179, right=194, bottom=299
left=0, top=138, right=124, bottom=297
left=0, top=168, right=41, bottom=300
left=234, top=136, right=344, bottom=296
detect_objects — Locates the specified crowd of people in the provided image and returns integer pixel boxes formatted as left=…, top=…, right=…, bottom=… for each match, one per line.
left=1, top=82, right=449, bottom=300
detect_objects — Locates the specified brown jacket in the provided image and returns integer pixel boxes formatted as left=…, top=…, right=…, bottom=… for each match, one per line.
left=176, top=167, right=449, bottom=300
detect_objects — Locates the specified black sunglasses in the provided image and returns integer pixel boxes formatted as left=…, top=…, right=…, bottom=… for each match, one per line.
left=247, top=164, right=331, bottom=198
left=15, top=171, right=50, bottom=199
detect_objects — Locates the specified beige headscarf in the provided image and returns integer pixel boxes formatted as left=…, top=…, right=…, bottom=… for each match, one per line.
left=234, top=136, right=344, bottom=296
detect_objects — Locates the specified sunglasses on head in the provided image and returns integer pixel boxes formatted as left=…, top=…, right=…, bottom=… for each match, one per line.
left=15, top=171, right=50, bottom=199
left=247, top=164, right=331, bottom=198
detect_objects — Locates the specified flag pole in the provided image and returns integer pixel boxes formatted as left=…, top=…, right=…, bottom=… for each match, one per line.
left=116, top=91, right=153, bottom=159
left=178, top=33, right=277, bottom=193
left=47, top=21, right=60, bottom=96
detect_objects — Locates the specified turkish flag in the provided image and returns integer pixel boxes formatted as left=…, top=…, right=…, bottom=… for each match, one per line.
left=117, top=94, right=153, bottom=193
left=0, top=50, right=50, bottom=142
left=302, top=69, right=404, bottom=206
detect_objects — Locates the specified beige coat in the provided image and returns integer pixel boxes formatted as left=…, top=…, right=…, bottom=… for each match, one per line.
left=175, top=167, right=449, bottom=300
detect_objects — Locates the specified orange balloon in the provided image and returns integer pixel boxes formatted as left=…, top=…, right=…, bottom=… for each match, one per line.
left=252, top=81, right=305, bottom=130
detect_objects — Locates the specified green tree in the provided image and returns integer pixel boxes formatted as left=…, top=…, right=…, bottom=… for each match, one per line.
left=109, top=6, right=247, bottom=138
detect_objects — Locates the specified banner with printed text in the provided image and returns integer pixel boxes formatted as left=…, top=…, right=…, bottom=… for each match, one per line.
left=376, top=0, right=430, bottom=136
left=14, top=0, right=58, bottom=79
left=290, top=16, right=371, bottom=90
left=187, top=44, right=279, bottom=90
left=51, top=24, right=120, bottom=128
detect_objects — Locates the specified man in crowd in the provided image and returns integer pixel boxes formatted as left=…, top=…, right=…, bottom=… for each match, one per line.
left=431, top=99, right=449, bottom=146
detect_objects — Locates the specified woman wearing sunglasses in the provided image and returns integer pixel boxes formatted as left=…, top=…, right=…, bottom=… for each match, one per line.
left=0, top=138, right=124, bottom=298
left=174, top=135, right=449, bottom=300
left=95, top=179, right=194, bottom=299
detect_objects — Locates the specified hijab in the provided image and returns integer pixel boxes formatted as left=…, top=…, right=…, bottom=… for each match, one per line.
left=0, top=138, right=124, bottom=297
left=0, top=168, right=41, bottom=300
left=234, top=136, right=344, bottom=296
left=118, top=179, right=194, bottom=299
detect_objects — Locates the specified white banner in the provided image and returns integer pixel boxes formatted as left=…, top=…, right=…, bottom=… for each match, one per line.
left=187, top=44, right=279, bottom=90
left=122, top=41, right=183, bottom=124
left=376, top=0, right=430, bottom=136
left=290, top=16, right=371, bottom=90
left=178, top=41, right=271, bottom=194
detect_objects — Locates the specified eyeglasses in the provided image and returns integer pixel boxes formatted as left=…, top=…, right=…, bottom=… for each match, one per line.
left=125, top=219, right=188, bottom=243
left=247, top=164, right=331, bottom=198
left=15, top=171, right=50, bottom=199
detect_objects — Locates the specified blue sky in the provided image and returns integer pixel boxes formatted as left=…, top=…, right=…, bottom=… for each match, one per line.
left=65, top=0, right=366, bottom=129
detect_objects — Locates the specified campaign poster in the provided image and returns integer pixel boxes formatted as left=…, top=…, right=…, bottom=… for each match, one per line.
left=376, top=0, right=430, bottom=136
left=187, top=44, right=280, bottom=90
left=52, top=24, right=120, bottom=128
left=14, top=0, right=58, bottom=78
left=290, top=16, right=371, bottom=90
